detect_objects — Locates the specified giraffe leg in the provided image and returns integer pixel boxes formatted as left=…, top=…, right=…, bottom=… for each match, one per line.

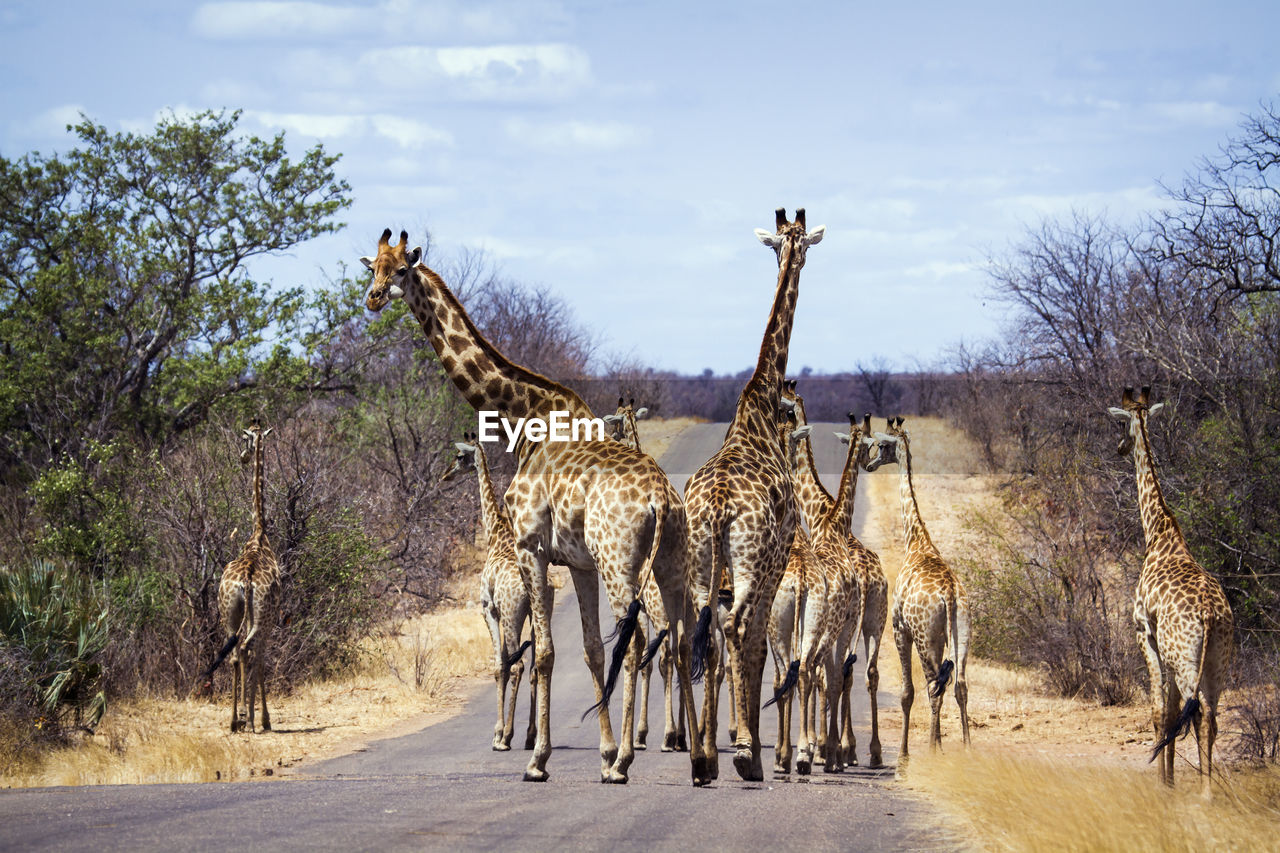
left=499, top=599, right=528, bottom=751
left=823, top=652, right=844, bottom=773
left=568, top=568, right=619, bottom=782
left=1136, top=615, right=1168, bottom=785
left=865, top=627, right=883, bottom=768
left=524, top=654, right=538, bottom=752
left=796, top=657, right=814, bottom=776
left=229, top=649, right=243, bottom=733
left=606, top=614, right=643, bottom=783
left=636, top=620, right=652, bottom=750
left=518, top=543, right=554, bottom=782
left=484, top=597, right=507, bottom=750
left=953, top=598, right=971, bottom=747
left=733, top=606, right=768, bottom=781
left=894, top=613, right=914, bottom=768
left=245, top=643, right=258, bottom=734
left=658, top=641, right=679, bottom=752
left=258, top=639, right=271, bottom=732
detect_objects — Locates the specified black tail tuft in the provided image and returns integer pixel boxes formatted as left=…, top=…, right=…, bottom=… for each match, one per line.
left=930, top=659, right=954, bottom=698
left=764, top=660, right=800, bottom=709
left=581, top=599, right=642, bottom=722
left=202, top=634, right=239, bottom=683
left=690, top=605, right=713, bottom=683
left=1150, top=697, right=1201, bottom=763
left=843, top=652, right=858, bottom=678
left=503, top=639, right=533, bottom=669
left=639, top=628, right=669, bottom=670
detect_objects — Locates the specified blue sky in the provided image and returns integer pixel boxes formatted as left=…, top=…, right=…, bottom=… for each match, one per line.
left=3, top=1, right=1279, bottom=373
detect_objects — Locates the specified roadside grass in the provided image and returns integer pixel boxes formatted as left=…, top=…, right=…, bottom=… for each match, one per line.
left=637, top=416, right=706, bottom=462
left=0, top=604, right=492, bottom=788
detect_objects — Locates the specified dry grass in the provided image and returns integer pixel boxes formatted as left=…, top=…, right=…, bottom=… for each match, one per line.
left=899, top=749, right=1280, bottom=853
left=0, top=605, right=492, bottom=788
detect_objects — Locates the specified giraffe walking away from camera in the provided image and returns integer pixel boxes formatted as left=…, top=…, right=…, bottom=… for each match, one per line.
left=442, top=436, right=536, bottom=752
left=1110, top=386, right=1234, bottom=796
left=784, top=385, right=889, bottom=769
left=362, top=229, right=699, bottom=785
left=683, top=208, right=824, bottom=782
left=866, top=417, right=971, bottom=762
left=607, top=398, right=686, bottom=753
left=213, top=419, right=281, bottom=733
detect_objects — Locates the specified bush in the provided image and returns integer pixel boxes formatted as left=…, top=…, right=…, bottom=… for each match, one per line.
left=0, top=561, right=108, bottom=734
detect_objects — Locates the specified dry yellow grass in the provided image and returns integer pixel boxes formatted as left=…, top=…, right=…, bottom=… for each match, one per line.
left=900, top=749, right=1280, bottom=853
left=0, top=605, right=492, bottom=788
left=636, top=415, right=706, bottom=462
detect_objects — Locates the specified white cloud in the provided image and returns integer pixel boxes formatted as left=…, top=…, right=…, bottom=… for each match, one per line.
left=192, top=2, right=363, bottom=39
left=359, top=44, right=591, bottom=101
left=503, top=118, right=645, bottom=150
left=15, top=104, right=86, bottom=138
left=246, top=110, right=453, bottom=148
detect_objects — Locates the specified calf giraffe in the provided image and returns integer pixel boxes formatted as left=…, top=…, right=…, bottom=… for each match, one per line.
left=684, top=208, right=824, bottom=781
left=1109, top=386, right=1234, bottom=795
left=784, top=384, right=890, bottom=769
left=441, top=435, right=535, bottom=752
left=216, top=419, right=281, bottom=733
left=866, top=417, right=971, bottom=762
left=362, top=230, right=700, bottom=784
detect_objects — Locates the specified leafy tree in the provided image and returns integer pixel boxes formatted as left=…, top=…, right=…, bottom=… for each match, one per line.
left=0, top=109, right=352, bottom=480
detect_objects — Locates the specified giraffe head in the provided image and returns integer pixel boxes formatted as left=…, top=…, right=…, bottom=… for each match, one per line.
left=604, top=397, right=648, bottom=445
left=834, top=412, right=878, bottom=458
left=777, top=407, right=812, bottom=466
left=440, top=433, right=479, bottom=483
left=864, top=416, right=905, bottom=471
left=1108, top=385, right=1164, bottom=457
left=239, top=418, right=272, bottom=464
left=754, top=207, right=826, bottom=270
left=361, top=228, right=423, bottom=312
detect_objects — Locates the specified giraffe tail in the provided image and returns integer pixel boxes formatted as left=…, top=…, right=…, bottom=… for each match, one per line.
left=639, top=628, right=669, bottom=670
left=691, top=514, right=723, bottom=684
left=843, top=651, right=859, bottom=679
left=930, top=590, right=959, bottom=698
left=503, top=639, right=533, bottom=670
left=581, top=599, right=643, bottom=722
left=202, top=634, right=240, bottom=683
left=764, top=659, right=800, bottom=709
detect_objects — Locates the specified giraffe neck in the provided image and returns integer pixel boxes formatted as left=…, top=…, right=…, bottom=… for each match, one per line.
left=726, top=244, right=801, bottom=445
left=1130, top=414, right=1188, bottom=556
left=897, top=439, right=934, bottom=554
left=624, top=413, right=642, bottom=453
left=473, top=445, right=511, bottom=546
left=251, top=434, right=266, bottom=539
left=789, top=397, right=835, bottom=527
left=402, top=264, right=594, bottom=423
left=828, top=431, right=864, bottom=535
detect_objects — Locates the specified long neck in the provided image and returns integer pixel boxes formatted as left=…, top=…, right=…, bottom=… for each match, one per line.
left=829, top=433, right=864, bottom=535
left=404, top=265, right=594, bottom=422
left=1131, top=416, right=1187, bottom=554
left=624, top=413, right=642, bottom=453
left=793, top=433, right=835, bottom=528
left=473, top=446, right=510, bottom=544
left=251, top=436, right=266, bottom=537
left=726, top=246, right=801, bottom=444
left=897, top=439, right=933, bottom=554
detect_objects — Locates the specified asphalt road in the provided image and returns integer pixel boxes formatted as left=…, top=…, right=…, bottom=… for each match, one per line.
left=0, top=425, right=957, bottom=853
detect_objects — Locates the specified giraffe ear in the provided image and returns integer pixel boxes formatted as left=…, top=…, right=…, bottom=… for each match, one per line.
left=1107, top=407, right=1130, bottom=420
left=779, top=397, right=796, bottom=411
left=405, top=246, right=422, bottom=266
left=603, top=414, right=622, bottom=424
left=360, top=256, right=375, bottom=270
left=791, top=425, right=813, bottom=441
left=1148, top=402, right=1164, bottom=417
left=755, top=228, right=783, bottom=248
left=833, top=431, right=850, bottom=445
left=805, top=225, right=826, bottom=245
left=634, top=407, right=649, bottom=420
left=262, top=428, right=272, bottom=438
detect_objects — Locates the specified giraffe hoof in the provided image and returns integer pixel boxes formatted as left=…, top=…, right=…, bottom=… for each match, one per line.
left=601, top=771, right=629, bottom=785
left=733, top=749, right=761, bottom=781
left=676, top=733, right=688, bottom=752
left=522, top=768, right=550, bottom=782
left=796, top=756, right=812, bottom=776
left=492, top=742, right=511, bottom=752
left=634, top=741, right=647, bottom=751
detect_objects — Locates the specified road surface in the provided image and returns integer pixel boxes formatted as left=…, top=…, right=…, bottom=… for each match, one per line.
left=0, top=425, right=957, bottom=852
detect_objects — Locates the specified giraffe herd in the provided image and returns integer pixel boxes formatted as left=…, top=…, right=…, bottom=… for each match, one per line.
left=208, top=209, right=1236, bottom=798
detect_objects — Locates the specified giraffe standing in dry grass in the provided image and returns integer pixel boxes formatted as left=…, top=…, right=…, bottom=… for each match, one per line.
left=684, top=208, right=824, bottom=782
left=866, top=417, right=971, bottom=762
left=362, top=230, right=699, bottom=784
left=441, top=436, right=535, bottom=752
left=607, top=398, right=686, bottom=753
left=1110, top=386, right=1234, bottom=795
left=215, top=418, right=281, bottom=733
left=784, top=385, right=890, bottom=769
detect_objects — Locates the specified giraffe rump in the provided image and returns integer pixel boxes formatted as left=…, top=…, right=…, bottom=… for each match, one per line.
left=1150, top=697, right=1201, bottom=762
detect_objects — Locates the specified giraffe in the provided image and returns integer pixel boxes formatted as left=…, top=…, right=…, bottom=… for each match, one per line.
left=441, top=434, right=535, bottom=752
left=1109, top=386, right=1234, bottom=795
left=606, top=397, right=685, bottom=753
left=865, top=416, right=971, bottom=762
left=783, top=385, right=890, bottom=768
left=214, top=418, right=281, bottom=733
left=684, top=207, right=824, bottom=782
left=361, top=230, right=701, bottom=784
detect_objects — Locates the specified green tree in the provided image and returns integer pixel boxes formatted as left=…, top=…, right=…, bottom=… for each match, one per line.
left=0, top=109, right=351, bottom=480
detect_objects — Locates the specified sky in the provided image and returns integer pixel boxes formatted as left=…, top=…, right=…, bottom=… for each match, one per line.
left=2, top=1, right=1279, bottom=374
